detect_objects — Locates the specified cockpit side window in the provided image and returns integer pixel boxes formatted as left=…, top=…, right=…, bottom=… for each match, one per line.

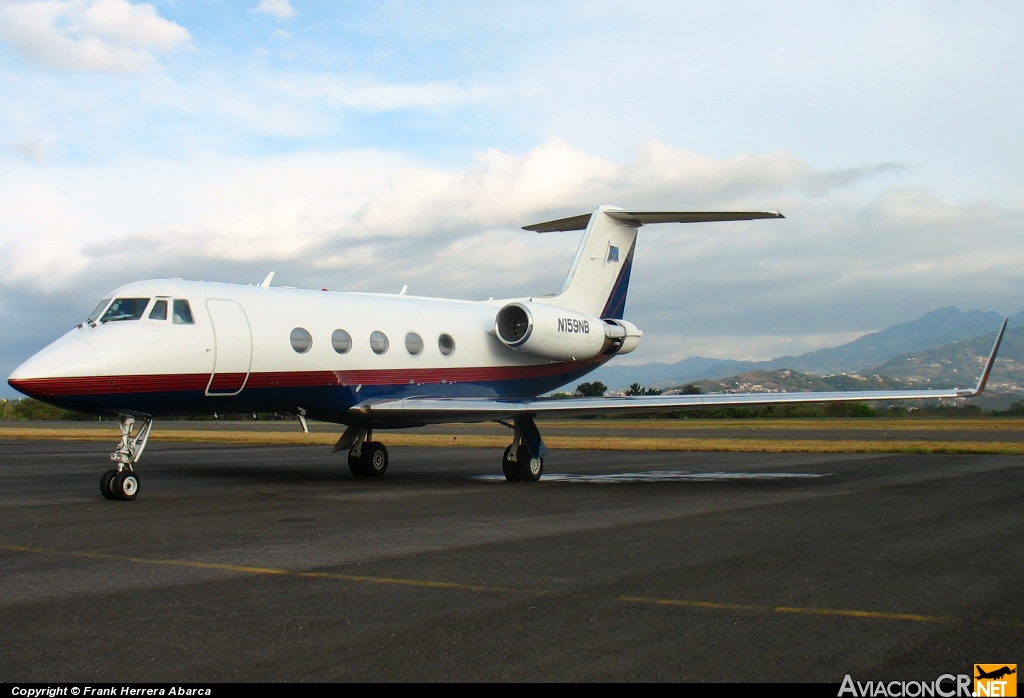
left=149, top=299, right=168, bottom=321
left=87, top=299, right=111, bottom=324
left=101, top=298, right=150, bottom=323
left=172, top=299, right=195, bottom=325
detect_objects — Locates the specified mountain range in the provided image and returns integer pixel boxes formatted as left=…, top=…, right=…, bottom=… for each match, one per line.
left=584, top=306, right=1024, bottom=393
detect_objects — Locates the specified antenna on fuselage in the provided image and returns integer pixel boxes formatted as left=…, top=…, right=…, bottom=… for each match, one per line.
left=260, top=271, right=275, bottom=288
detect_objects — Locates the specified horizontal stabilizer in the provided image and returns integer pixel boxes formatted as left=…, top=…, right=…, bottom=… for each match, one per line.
left=523, top=210, right=784, bottom=232
left=607, top=211, right=784, bottom=226
left=522, top=213, right=594, bottom=233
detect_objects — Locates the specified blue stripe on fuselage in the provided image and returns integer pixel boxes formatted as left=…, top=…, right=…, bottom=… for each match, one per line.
left=34, top=361, right=608, bottom=424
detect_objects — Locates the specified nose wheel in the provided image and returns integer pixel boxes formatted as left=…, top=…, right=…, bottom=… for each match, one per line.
left=101, top=468, right=140, bottom=500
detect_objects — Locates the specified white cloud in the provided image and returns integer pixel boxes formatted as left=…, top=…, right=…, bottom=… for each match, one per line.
left=352, top=139, right=618, bottom=237
left=82, top=0, right=188, bottom=50
left=0, top=0, right=190, bottom=73
left=253, top=0, right=294, bottom=20
left=0, top=236, right=90, bottom=286
left=0, top=140, right=993, bottom=285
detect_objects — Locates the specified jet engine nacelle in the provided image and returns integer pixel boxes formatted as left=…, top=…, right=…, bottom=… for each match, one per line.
left=493, top=302, right=643, bottom=361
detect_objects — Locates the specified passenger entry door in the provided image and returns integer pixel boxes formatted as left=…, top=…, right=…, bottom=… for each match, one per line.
left=205, top=299, right=252, bottom=396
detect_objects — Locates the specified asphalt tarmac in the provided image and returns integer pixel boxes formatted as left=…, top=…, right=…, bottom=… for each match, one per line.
left=0, top=439, right=1021, bottom=682
left=7, top=417, right=1024, bottom=442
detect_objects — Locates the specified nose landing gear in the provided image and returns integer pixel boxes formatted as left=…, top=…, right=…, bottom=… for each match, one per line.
left=101, top=415, right=152, bottom=501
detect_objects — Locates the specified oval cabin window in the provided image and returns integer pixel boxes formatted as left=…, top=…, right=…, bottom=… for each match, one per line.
left=290, top=327, right=312, bottom=354
left=438, top=333, right=456, bottom=357
left=369, top=331, right=389, bottom=355
left=332, top=329, right=352, bottom=354
left=405, top=332, right=423, bottom=356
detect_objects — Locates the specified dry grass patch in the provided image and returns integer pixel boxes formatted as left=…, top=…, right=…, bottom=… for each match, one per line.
left=536, top=418, right=1024, bottom=432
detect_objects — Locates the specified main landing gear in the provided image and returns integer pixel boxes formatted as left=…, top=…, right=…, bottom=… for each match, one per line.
left=500, top=415, right=547, bottom=483
left=331, top=415, right=548, bottom=483
left=101, top=414, right=152, bottom=501
left=502, top=444, right=543, bottom=482
left=335, top=426, right=389, bottom=477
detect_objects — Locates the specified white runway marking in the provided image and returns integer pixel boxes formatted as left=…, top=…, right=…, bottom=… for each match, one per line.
left=472, top=471, right=834, bottom=484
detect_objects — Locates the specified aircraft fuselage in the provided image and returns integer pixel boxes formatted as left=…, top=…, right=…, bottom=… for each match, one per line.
left=8, top=279, right=608, bottom=425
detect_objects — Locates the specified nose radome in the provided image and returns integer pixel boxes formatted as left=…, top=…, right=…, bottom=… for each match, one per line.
left=8, top=337, right=99, bottom=386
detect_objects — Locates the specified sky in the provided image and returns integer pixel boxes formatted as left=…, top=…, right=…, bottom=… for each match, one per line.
left=1, top=1, right=1023, bottom=397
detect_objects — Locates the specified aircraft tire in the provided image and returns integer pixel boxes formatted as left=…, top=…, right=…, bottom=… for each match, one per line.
left=361, top=442, right=388, bottom=477
left=347, top=450, right=365, bottom=477
left=516, top=446, right=543, bottom=482
left=113, top=470, right=139, bottom=501
left=100, top=469, right=118, bottom=500
left=501, top=446, right=520, bottom=481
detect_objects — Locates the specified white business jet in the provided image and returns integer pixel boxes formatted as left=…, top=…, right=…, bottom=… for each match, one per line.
left=7, top=206, right=1007, bottom=500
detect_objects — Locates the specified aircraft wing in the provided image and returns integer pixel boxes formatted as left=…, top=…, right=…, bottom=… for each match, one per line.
left=354, top=320, right=1007, bottom=424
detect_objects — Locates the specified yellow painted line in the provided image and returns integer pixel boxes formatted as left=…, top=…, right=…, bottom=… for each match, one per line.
left=0, top=544, right=535, bottom=596
left=617, top=595, right=949, bottom=624
left=3, top=543, right=1018, bottom=628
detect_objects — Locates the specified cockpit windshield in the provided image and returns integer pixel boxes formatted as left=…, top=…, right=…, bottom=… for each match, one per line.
left=86, top=299, right=111, bottom=324
left=100, top=298, right=150, bottom=323
left=172, top=299, right=194, bottom=324
left=149, top=299, right=168, bottom=320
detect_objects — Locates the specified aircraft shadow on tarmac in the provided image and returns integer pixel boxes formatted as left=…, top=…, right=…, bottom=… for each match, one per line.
left=168, top=463, right=833, bottom=487
left=129, top=444, right=837, bottom=488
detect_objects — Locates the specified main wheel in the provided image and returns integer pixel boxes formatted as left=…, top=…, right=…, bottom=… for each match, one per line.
left=100, top=469, right=118, bottom=500
left=348, top=449, right=365, bottom=477
left=516, top=446, right=543, bottom=482
left=361, top=442, right=388, bottom=477
left=112, top=470, right=140, bottom=501
left=502, top=445, right=520, bottom=481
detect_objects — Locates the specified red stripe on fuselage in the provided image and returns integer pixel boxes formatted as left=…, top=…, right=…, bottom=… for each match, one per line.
left=9, top=357, right=606, bottom=397
left=9, top=373, right=210, bottom=396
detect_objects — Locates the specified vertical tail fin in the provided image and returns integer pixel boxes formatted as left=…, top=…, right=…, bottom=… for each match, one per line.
left=528, top=206, right=639, bottom=318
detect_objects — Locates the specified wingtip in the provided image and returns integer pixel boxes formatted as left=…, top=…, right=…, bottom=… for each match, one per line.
left=965, top=318, right=1008, bottom=396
